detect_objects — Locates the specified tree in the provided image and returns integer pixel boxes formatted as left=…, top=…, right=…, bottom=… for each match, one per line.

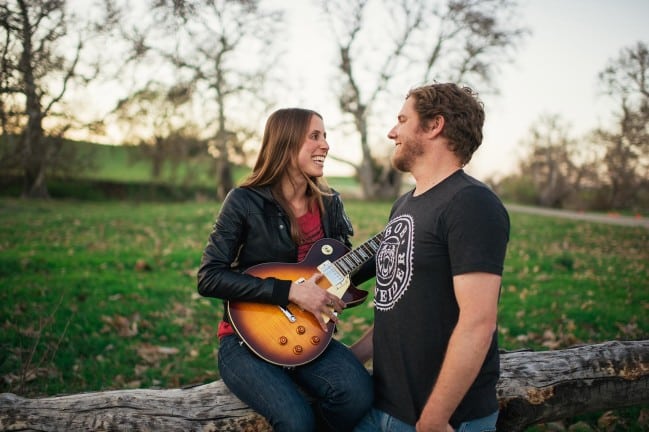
left=110, top=81, right=207, bottom=184
left=318, top=0, right=528, bottom=199
left=516, top=115, right=595, bottom=208
left=595, top=41, right=649, bottom=209
left=124, top=0, right=283, bottom=200
left=0, top=0, right=118, bottom=198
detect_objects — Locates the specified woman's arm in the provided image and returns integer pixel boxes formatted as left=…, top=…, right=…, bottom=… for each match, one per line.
left=197, top=189, right=291, bottom=305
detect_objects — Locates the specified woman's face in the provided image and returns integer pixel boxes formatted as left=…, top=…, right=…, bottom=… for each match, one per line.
left=296, top=115, right=329, bottom=178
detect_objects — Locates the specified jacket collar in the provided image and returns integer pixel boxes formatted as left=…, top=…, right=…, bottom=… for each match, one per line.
left=248, top=184, right=340, bottom=203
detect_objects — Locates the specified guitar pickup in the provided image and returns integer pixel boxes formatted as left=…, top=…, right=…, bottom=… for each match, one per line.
left=318, top=261, right=350, bottom=299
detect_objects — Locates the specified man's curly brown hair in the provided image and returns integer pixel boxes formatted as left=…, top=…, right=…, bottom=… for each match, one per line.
left=406, top=83, right=485, bottom=166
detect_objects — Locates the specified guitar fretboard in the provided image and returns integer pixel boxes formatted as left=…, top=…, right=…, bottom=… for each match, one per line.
left=333, top=232, right=384, bottom=275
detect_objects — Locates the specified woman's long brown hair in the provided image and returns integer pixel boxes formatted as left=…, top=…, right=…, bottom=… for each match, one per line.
left=241, top=108, right=330, bottom=244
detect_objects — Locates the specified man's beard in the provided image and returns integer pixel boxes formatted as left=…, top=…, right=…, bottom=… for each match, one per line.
left=392, top=136, right=425, bottom=172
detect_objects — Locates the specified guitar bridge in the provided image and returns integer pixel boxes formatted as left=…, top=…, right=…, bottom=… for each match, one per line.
left=278, top=305, right=297, bottom=323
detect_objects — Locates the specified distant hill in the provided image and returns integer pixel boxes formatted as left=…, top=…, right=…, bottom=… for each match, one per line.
left=1, top=139, right=360, bottom=201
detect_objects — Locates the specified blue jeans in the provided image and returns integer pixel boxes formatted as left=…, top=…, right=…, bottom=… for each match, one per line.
left=218, top=334, right=373, bottom=432
left=353, top=408, right=498, bottom=432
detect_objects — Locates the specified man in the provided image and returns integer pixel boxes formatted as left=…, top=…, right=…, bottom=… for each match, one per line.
left=352, top=83, right=510, bottom=432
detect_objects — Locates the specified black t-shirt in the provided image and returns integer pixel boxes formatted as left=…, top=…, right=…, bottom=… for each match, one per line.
left=372, top=170, right=510, bottom=428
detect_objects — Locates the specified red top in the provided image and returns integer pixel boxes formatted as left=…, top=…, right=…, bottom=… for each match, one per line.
left=296, top=205, right=324, bottom=261
left=217, top=206, right=324, bottom=340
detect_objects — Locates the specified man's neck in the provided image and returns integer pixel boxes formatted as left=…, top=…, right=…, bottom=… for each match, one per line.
left=412, top=164, right=461, bottom=196
left=410, top=136, right=463, bottom=196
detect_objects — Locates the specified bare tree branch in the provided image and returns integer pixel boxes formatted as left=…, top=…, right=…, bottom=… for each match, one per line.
left=1, top=0, right=121, bottom=197
left=318, top=0, right=528, bottom=199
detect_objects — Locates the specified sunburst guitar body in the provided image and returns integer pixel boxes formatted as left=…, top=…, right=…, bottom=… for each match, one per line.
left=227, top=233, right=383, bottom=367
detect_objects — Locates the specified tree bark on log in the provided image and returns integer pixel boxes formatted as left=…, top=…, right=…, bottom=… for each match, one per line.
left=1, top=340, right=647, bottom=432
left=497, top=339, right=648, bottom=430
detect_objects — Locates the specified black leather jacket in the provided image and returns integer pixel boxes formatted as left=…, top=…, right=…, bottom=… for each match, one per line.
left=197, top=186, right=372, bottom=308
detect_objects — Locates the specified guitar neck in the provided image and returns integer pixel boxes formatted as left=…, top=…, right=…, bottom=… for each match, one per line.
left=334, top=232, right=384, bottom=275
left=316, top=232, right=383, bottom=299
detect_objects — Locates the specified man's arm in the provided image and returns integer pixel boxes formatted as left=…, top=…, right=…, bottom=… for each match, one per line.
left=350, top=326, right=374, bottom=365
left=416, top=272, right=501, bottom=432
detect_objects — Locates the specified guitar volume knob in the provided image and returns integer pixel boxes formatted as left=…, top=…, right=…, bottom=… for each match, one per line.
left=293, top=345, right=303, bottom=354
left=278, top=336, right=288, bottom=345
left=296, top=326, right=306, bottom=335
left=310, top=336, right=321, bottom=345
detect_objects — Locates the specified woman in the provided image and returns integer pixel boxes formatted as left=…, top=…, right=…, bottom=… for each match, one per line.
left=197, top=108, right=374, bottom=431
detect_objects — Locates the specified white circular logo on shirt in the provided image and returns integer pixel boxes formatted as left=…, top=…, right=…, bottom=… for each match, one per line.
left=374, top=214, right=414, bottom=311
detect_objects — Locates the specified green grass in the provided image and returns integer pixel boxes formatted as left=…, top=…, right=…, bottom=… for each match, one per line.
left=498, top=216, right=648, bottom=350
left=79, top=142, right=152, bottom=182
left=0, top=198, right=647, bottom=430
left=77, top=142, right=251, bottom=187
left=1, top=140, right=363, bottom=201
left=65, top=140, right=354, bottom=191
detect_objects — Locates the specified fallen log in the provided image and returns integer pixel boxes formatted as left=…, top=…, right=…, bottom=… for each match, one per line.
left=0, top=340, right=647, bottom=432
left=496, top=339, right=648, bottom=431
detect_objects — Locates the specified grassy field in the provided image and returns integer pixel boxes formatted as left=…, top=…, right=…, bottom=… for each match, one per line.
left=0, top=198, right=647, bottom=430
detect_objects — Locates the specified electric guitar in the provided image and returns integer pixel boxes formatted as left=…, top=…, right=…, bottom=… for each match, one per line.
left=227, top=233, right=383, bottom=366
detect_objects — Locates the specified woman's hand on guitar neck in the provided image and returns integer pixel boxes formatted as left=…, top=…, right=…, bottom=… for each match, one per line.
left=288, top=273, right=346, bottom=331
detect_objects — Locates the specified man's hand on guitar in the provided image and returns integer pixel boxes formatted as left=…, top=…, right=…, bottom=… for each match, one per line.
left=288, top=273, right=346, bottom=331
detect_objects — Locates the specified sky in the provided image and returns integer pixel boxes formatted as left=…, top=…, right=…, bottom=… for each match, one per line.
left=268, top=0, right=649, bottom=180
left=476, top=0, right=649, bottom=180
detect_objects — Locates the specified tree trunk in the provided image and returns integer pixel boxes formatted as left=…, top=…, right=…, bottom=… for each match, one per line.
left=496, top=339, right=649, bottom=431
left=214, top=114, right=234, bottom=201
left=0, top=380, right=271, bottom=432
left=356, top=157, right=403, bottom=201
left=1, top=340, right=647, bottom=432
left=20, top=102, right=48, bottom=200
left=216, top=152, right=233, bottom=201
left=19, top=1, right=49, bottom=199
left=22, top=148, right=49, bottom=199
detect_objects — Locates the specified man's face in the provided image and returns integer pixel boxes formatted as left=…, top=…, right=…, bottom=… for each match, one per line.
left=387, top=97, right=426, bottom=173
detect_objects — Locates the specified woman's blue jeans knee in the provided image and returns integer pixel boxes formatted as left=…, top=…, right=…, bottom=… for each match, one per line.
left=218, top=334, right=373, bottom=432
